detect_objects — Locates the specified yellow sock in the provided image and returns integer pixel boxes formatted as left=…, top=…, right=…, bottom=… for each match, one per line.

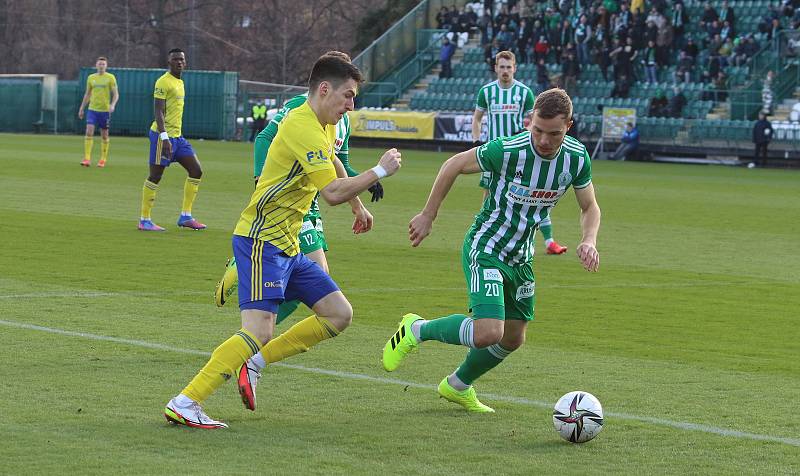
left=262, top=315, right=339, bottom=364
left=100, top=138, right=109, bottom=162
left=84, top=136, right=93, bottom=160
left=141, top=180, right=159, bottom=220
left=182, top=328, right=261, bottom=404
left=181, top=177, right=201, bottom=215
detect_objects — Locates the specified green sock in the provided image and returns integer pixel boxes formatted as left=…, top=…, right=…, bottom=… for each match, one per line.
left=539, top=220, right=553, bottom=242
left=454, top=344, right=513, bottom=385
left=276, top=299, right=301, bottom=325
left=419, top=314, right=474, bottom=346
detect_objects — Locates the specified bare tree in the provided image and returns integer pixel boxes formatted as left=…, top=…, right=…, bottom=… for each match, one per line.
left=0, top=0, right=398, bottom=82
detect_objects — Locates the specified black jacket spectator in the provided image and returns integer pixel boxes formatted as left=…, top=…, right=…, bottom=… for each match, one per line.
left=436, top=7, right=448, bottom=29
left=683, top=38, right=700, bottom=60
left=753, top=117, right=774, bottom=144
left=675, top=51, right=695, bottom=82
left=753, top=114, right=773, bottom=166
left=612, top=74, right=632, bottom=98
left=671, top=4, right=688, bottom=36
left=718, top=2, right=736, bottom=26
left=649, top=92, right=669, bottom=116
left=536, top=59, right=550, bottom=92
left=668, top=90, right=687, bottom=117
left=701, top=3, right=719, bottom=28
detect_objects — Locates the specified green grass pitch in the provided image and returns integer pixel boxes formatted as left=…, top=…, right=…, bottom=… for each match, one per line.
left=1, top=133, right=798, bottom=474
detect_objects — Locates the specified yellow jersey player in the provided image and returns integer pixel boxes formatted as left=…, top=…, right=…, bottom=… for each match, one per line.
left=78, top=56, right=118, bottom=167
left=138, top=48, right=206, bottom=231
left=164, top=53, right=402, bottom=429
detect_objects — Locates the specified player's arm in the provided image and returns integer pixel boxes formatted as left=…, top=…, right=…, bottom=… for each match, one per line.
left=253, top=120, right=278, bottom=181
left=471, top=109, right=485, bottom=144
left=333, top=156, right=373, bottom=234
left=78, top=85, right=91, bottom=119
left=154, top=98, right=171, bottom=157
left=338, top=124, right=383, bottom=202
left=523, top=88, right=535, bottom=124
left=473, top=87, right=488, bottom=144
left=574, top=183, right=601, bottom=272
left=317, top=148, right=401, bottom=206
left=109, top=85, right=119, bottom=114
left=409, top=148, right=482, bottom=247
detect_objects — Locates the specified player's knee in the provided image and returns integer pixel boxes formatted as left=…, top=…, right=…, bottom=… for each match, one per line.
left=251, top=326, right=273, bottom=345
left=148, top=173, right=163, bottom=184
left=473, top=326, right=504, bottom=348
left=190, top=157, right=203, bottom=179
left=326, top=300, right=353, bottom=332
left=500, top=332, right=525, bottom=351
left=242, top=310, right=276, bottom=345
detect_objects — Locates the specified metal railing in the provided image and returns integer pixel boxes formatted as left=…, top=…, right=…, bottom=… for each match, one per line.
left=352, top=0, right=463, bottom=85
left=357, top=29, right=447, bottom=108
left=730, top=63, right=799, bottom=119
left=353, top=0, right=467, bottom=107
left=729, top=30, right=800, bottom=119
left=356, top=81, right=400, bottom=108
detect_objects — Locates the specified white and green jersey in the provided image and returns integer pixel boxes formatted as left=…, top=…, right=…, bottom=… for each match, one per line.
left=334, top=111, right=350, bottom=162
left=475, top=79, right=535, bottom=188
left=475, top=80, right=535, bottom=140
left=468, top=133, right=592, bottom=266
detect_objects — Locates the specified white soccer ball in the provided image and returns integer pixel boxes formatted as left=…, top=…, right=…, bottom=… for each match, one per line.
left=552, top=391, right=604, bottom=443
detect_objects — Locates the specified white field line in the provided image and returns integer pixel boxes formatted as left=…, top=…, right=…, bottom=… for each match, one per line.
left=1, top=319, right=798, bottom=447
left=0, top=280, right=754, bottom=301
left=0, top=291, right=207, bottom=300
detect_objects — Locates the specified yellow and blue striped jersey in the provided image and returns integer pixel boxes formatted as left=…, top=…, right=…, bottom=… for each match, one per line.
left=149, top=72, right=184, bottom=137
left=86, top=73, right=117, bottom=112
left=234, top=102, right=338, bottom=255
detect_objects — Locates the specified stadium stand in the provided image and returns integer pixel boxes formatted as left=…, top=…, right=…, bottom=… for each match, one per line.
left=398, top=0, right=800, bottom=147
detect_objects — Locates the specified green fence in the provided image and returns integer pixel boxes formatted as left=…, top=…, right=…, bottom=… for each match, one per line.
left=730, top=64, right=799, bottom=120
left=0, top=79, right=42, bottom=132
left=76, top=68, right=238, bottom=139
left=354, top=0, right=465, bottom=106
left=729, top=30, right=800, bottom=120
left=358, top=29, right=447, bottom=107
left=58, top=80, right=80, bottom=134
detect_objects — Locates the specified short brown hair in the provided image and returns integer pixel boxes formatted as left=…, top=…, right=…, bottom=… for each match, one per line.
left=308, top=54, right=363, bottom=92
left=322, top=51, right=351, bottom=62
left=533, top=88, right=573, bottom=120
left=96, top=56, right=108, bottom=62
left=495, top=50, right=516, bottom=64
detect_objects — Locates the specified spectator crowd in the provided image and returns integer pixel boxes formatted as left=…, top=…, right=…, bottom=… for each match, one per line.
left=435, top=0, right=800, bottom=108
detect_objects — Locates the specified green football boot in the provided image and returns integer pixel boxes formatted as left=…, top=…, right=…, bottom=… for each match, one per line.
left=437, top=377, right=495, bottom=413
left=382, top=313, right=422, bottom=371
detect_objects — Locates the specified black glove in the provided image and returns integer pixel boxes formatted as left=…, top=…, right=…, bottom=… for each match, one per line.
left=472, top=140, right=482, bottom=148
left=367, top=181, right=384, bottom=202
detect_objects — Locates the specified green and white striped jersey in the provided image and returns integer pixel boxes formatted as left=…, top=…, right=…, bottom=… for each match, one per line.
left=475, top=80, right=535, bottom=140
left=334, top=111, right=350, bottom=161
left=467, top=133, right=592, bottom=265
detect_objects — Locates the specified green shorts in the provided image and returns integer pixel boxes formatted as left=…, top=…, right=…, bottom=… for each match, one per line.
left=461, top=241, right=535, bottom=321
left=299, top=215, right=327, bottom=254
left=479, top=171, right=491, bottom=189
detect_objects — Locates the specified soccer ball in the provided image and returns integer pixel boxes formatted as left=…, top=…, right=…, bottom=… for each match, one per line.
left=552, top=391, right=604, bottom=443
